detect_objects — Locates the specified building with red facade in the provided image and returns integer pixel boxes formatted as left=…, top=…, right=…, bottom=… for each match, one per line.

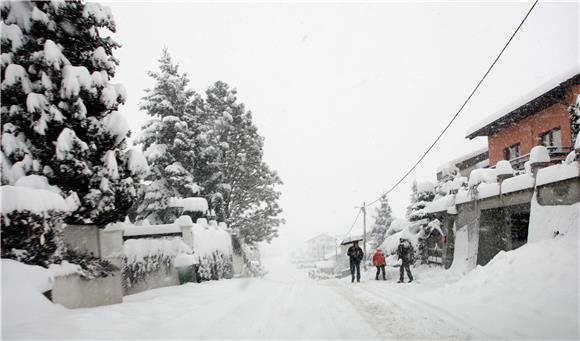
left=466, top=73, right=580, bottom=170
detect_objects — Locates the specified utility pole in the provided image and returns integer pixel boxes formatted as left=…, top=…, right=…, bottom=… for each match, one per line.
left=362, top=202, right=367, bottom=270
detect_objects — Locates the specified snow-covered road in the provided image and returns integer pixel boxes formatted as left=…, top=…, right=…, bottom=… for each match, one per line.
left=4, top=257, right=489, bottom=340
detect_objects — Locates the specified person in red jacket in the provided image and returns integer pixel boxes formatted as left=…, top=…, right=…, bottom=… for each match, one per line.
left=372, top=249, right=386, bottom=280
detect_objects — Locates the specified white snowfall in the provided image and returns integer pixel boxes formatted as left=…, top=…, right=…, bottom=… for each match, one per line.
left=2, top=223, right=579, bottom=340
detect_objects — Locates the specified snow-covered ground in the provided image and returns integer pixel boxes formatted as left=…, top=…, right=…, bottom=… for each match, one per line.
left=3, top=229, right=579, bottom=339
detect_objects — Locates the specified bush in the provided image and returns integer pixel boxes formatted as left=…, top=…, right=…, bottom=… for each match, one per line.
left=1, top=210, right=66, bottom=267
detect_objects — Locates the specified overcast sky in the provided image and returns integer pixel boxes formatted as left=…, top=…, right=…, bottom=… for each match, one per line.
left=105, top=1, right=578, bottom=255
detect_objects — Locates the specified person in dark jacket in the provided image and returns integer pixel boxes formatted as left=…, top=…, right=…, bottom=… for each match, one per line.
left=397, top=238, right=414, bottom=283
left=347, top=241, right=364, bottom=283
left=372, top=249, right=386, bottom=280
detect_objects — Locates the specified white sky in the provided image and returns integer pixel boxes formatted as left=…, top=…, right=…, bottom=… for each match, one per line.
left=105, top=1, right=578, bottom=255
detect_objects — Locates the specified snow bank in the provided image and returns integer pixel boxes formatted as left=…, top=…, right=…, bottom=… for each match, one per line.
left=1, top=185, right=67, bottom=213
left=427, top=228, right=579, bottom=339
left=535, top=161, right=579, bottom=187
left=528, top=193, right=579, bottom=243
left=1, top=259, right=64, bottom=331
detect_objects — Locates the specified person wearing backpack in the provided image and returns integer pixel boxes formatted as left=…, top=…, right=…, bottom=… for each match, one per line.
left=347, top=241, right=364, bottom=283
left=397, top=238, right=414, bottom=283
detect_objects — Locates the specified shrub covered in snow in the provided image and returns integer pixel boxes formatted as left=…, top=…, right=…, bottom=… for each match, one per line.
left=0, top=185, right=67, bottom=266
left=122, top=237, right=192, bottom=289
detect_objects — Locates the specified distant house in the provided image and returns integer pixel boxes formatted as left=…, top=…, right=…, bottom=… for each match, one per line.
left=436, top=147, right=489, bottom=181
left=466, top=73, right=580, bottom=170
left=305, top=234, right=337, bottom=261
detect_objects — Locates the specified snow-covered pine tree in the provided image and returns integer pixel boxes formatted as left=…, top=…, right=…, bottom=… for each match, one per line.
left=369, top=195, right=394, bottom=248
left=134, top=49, right=200, bottom=223
left=1, top=1, right=147, bottom=228
left=405, top=180, right=418, bottom=219
left=408, top=181, right=436, bottom=263
left=200, top=81, right=283, bottom=244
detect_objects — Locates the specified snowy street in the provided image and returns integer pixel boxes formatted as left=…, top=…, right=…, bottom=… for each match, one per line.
left=4, top=227, right=579, bottom=340
left=3, top=258, right=487, bottom=340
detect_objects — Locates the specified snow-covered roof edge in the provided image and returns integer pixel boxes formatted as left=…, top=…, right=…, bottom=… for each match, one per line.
left=436, top=147, right=488, bottom=172
left=466, top=68, right=580, bottom=138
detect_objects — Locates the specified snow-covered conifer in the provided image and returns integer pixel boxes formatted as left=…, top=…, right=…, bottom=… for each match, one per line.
left=369, top=196, right=395, bottom=248
left=200, top=81, right=284, bottom=245
left=134, top=49, right=199, bottom=223
left=1, top=1, right=146, bottom=229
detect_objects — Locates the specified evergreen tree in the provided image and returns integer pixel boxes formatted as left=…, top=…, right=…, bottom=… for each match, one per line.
left=408, top=181, right=436, bottom=263
left=134, top=49, right=199, bottom=223
left=200, top=81, right=283, bottom=244
left=369, top=195, right=394, bottom=248
left=569, top=95, right=580, bottom=144
left=405, top=181, right=418, bottom=219
left=1, top=1, right=146, bottom=226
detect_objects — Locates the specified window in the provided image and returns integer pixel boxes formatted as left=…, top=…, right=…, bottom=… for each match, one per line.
left=504, top=143, right=520, bottom=160
left=540, top=128, right=562, bottom=147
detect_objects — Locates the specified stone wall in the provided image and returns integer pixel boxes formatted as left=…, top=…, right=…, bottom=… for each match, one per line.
left=52, top=270, right=123, bottom=308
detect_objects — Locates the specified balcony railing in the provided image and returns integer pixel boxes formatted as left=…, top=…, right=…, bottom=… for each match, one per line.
left=509, top=146, right=572, bottom=171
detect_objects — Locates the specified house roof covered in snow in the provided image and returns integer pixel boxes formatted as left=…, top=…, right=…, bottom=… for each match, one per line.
left=436, top=147, right=488, bottom=173
left=466, top=72, right=580, bottom=139
left=305, top=233, right=336, bottom=244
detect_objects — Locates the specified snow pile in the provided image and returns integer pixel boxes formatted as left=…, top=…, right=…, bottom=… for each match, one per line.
left=14, top=174, right=61, bottom=194
left=191, top=220, right=232, bottom=260
left=495, top=160, right=514, bottom=177
left=182, top=197, right=209, bottom=213
left=48, top=260, right=82, bottom=277
left=535, top=161, right=579, bottom=186
left=447, top=225, right=469, bottom=275
left=379, top=220, right=419, bottom=256
left=475, top=182, right=500, bottom=200
left=529, top=145, right=550, bottom=164
left=1, top=185, right=67, bottom=214
left=426, top=228, right=579, bottom=339
left=528, top=193, right=579, bottom=243
left=426, top=194, right=454, bottom=213
left=454, top=188, right=472, bottom=205
left=467, top=168, right=497, bottom=187
left=501, top=173, right=535, bottom=194
left=1, top=259, right=63, bottom=331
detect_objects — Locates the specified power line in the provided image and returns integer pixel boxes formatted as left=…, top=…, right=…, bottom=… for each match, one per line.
left=363, top=0, right=539, bottom=208
left=339, top=207, right=362, bottom=244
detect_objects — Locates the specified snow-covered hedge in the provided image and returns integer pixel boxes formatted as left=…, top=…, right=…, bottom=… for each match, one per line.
left=122, top=237, right=191, bottom=289
left=1, top=185, right=67, bottom=266
left=192, top=220, right=234, bottom=280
